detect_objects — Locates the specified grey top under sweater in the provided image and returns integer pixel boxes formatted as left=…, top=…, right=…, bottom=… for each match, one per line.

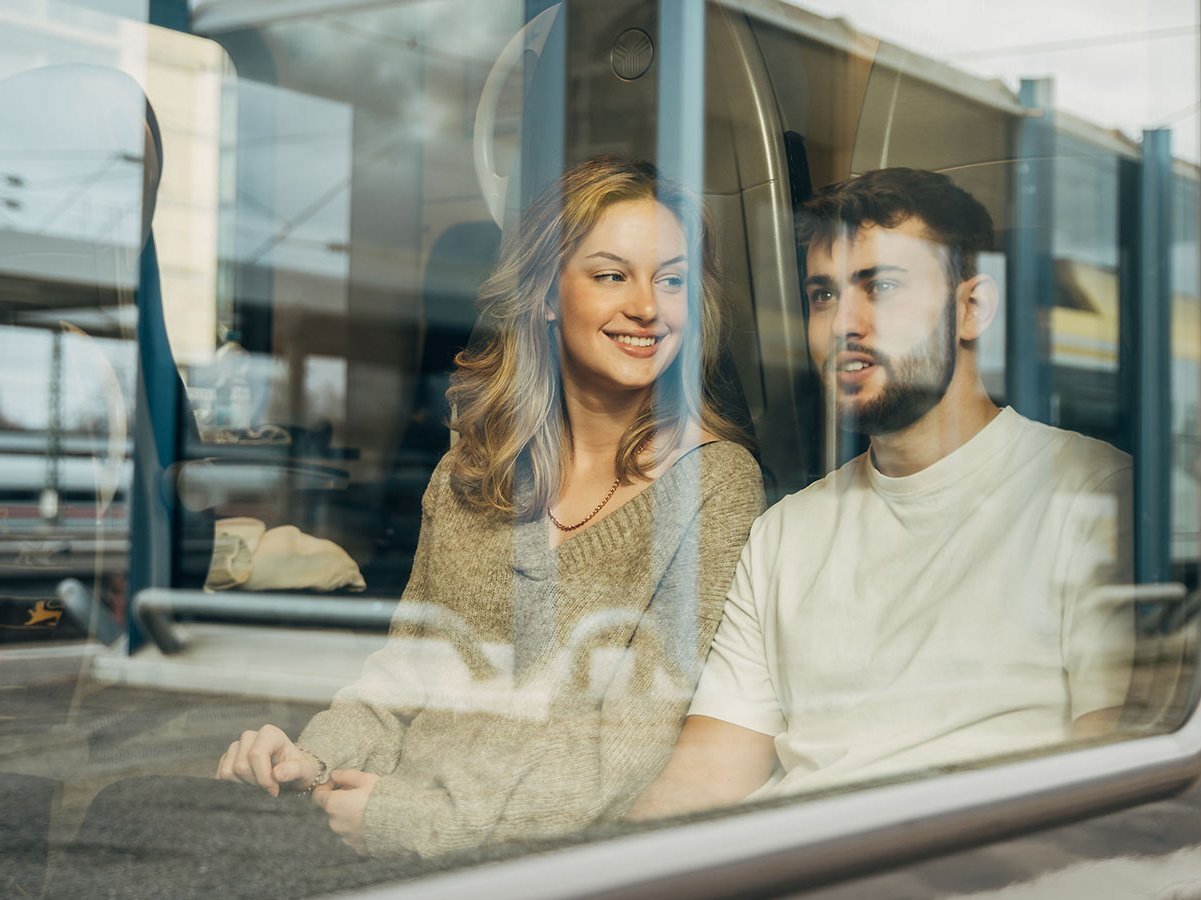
left=298, top=440, right=764, bottom=858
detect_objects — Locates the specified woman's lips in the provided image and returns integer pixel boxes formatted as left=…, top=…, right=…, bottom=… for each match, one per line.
left=607, top=332, right=665, bottom=358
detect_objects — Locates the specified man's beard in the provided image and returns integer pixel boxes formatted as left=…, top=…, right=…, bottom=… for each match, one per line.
left=833, top=297, right=958, bottom=436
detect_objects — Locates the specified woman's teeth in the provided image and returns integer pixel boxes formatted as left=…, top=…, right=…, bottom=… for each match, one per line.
left=611, top=335, right=658, bottom=347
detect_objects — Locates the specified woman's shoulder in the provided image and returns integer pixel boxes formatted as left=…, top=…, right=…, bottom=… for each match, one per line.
left=428, top=447, right=460, bottom=491
left=419, top=446, right=471, bottom=516
left=424, top=444, right=515, bottom=527
left=695, top=439, right=762, bottom=484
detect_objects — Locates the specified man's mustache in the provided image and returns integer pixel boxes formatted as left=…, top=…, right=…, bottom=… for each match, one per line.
left=823, top=341, right=890, bottom=373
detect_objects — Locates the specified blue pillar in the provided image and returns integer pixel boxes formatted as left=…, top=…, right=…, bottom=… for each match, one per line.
left=655, top=0, right=705, bottom=193
left=148, top=0, right=188, bottom=31
left=1007, top=78, right=1055, bottom=423
left=516, top=0, right=567, bottom=218
left=654, top=0, right=706, bottom=674
left=127, top=236, right=181, bottom=649
left=1134, top=129, right=1174, bottom=585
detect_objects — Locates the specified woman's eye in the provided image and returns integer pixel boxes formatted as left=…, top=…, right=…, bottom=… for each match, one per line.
left=657, top=273, right=685, bottom=289
left=594, top=272, right=624, bottom=283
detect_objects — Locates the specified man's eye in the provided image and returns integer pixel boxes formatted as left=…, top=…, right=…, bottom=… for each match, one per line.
left=808, top=289, right=835, bottom=307
left=869, top=280, right=898, bottom=296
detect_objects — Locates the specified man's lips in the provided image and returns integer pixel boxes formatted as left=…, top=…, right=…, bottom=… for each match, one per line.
left=833, top=350, right=877, bottom=372
left=829, top=349, right=881, bottom=388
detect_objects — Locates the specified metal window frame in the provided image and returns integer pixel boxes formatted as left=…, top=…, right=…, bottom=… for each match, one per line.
left=343, top=703, right=1201, bottom=900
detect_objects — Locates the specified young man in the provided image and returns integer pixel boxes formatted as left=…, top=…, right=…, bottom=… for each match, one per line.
left=630, top=168, right=1133, bottom=818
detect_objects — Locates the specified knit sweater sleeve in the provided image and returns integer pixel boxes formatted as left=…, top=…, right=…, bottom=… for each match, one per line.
left=360, top=443, right=765, bottom=858
left=295, top=454, right=452, bottom=772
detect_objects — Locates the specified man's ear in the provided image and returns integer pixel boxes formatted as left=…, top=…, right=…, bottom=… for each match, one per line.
left=957, top=274, right=999, bottom=342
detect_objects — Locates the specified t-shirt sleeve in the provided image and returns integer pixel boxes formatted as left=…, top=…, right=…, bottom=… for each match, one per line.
left=1061, top=464, right=1136, bottom=720
left=688, top=517, right=786, bottom=737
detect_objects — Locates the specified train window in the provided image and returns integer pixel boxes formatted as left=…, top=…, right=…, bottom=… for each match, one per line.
left=1, top=0, right=1198, bottom=898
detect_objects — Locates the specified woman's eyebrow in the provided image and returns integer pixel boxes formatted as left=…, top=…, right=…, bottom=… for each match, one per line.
left=585, top=251, right=630, bottom=265
left=583, top=251, right=688, bottom=269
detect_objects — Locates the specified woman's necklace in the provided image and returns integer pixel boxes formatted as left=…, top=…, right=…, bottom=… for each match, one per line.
left=548, top=436, right=651, bottom=533
left=548, top=476, right=620, bottom=532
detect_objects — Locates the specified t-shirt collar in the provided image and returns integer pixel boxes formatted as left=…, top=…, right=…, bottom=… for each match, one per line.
left=865, top=406, right=1019, bottom=500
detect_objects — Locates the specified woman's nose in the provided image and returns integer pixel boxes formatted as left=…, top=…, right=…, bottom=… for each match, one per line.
left=625, top=278, right=659, bottom=321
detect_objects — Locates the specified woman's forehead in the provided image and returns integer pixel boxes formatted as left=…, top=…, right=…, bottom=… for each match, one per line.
left=572, top=198, right=688, bottom=259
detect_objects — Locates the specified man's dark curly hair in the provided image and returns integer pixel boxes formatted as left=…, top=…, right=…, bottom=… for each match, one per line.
left=797, top=168, right=994, bottom=287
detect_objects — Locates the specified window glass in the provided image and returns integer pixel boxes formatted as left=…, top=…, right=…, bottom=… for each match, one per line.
left=1, top=0, right=1198, bottom=896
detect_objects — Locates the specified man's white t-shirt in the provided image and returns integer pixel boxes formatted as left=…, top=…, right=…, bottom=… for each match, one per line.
left=689, top=408, right=1133, bottom=798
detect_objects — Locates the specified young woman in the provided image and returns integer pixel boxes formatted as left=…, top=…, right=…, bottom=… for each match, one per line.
left=55, top=157, right=763, bottom=897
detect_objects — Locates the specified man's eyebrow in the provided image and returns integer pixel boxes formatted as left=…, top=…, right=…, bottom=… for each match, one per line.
left=803, top=273, right=835, bottom=291
left=850, top=264, right=906, bottom=282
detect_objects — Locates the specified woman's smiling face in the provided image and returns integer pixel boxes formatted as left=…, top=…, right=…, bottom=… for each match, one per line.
left=552, top=198, right=689, bottom=403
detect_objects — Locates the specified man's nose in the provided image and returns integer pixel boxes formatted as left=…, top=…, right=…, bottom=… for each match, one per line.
left=831, top=287, right=869, bottom=339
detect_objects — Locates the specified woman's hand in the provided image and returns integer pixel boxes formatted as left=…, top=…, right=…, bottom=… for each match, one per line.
left=215, top=724, right=318, bottom=797
left=312, top=769, right=380, bottom=855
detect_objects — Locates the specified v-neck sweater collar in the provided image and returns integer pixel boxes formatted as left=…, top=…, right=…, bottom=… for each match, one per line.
left=514, top=442, right=715, bottom=579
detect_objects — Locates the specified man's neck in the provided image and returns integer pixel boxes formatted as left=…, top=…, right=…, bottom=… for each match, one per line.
left=868, top=386, right=1000, bottom=478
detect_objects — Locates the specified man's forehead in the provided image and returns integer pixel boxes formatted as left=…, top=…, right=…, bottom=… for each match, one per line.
left=806, top=217, right=946, bottom=271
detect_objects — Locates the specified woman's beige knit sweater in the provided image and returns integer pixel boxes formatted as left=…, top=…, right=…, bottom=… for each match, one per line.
left=298, top=441, right=764, bottom=858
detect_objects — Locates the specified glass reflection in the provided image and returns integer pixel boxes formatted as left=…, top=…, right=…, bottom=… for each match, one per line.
left=0, top=1, right=1197, bottom=898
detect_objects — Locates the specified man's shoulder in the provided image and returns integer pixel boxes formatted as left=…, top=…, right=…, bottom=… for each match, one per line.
left=1008, top=412, right=1131, bottom=486
left=753, top=453, right=868, bottom=535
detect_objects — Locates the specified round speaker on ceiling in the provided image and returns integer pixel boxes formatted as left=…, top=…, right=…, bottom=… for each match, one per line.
left=611, top=28, right=654, bottom=81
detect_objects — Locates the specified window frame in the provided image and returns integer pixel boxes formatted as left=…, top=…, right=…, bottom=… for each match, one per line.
left=352, top=700, right=1201, bottom=898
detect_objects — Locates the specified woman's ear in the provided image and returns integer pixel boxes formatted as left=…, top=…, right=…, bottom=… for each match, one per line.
left=957, top=274, right=999, bottom=342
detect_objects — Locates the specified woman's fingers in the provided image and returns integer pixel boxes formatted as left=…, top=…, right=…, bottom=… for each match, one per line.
left=215, top=725, right=297, bottom=795
left=328, top=769, right=368, bottom=789
left=214, top=739, right=241, bottom=781
left=311, top=782, right=333, bottom=810
left=272, top=758, right=304, bottom=786
left=316, top=770, right=379, bottom=855
left=245, top=726, right=288, bottom=796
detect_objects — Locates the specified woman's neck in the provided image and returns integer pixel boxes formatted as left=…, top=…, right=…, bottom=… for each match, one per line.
left=560, top=384, right=647, bottom=464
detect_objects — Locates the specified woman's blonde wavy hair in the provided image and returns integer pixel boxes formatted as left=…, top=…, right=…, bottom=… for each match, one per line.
left=447, top=156, right=751, bottom=518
